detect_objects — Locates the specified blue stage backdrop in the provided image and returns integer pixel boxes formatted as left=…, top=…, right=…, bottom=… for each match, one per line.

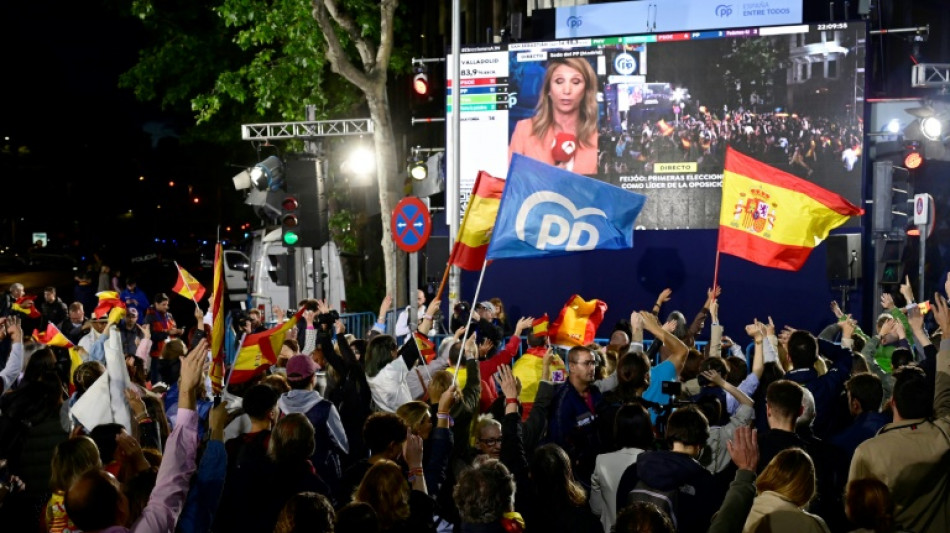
left=459, top=228, right=864, bottom=347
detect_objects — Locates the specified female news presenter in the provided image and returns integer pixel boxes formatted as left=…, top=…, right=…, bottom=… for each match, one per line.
left=508, top=57, right=599, bottom=174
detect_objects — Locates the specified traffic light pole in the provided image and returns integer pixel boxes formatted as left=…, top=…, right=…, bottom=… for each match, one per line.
left=448, top=0, right=462, bottom=309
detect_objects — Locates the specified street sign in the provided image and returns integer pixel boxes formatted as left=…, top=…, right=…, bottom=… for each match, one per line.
left=391, top=197, right=432, bottom=253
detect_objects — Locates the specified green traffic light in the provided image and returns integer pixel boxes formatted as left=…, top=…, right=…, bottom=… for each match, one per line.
left=283, top=232, right=299, bottom=246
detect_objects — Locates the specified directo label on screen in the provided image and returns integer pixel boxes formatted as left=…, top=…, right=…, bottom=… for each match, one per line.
left=614, top=53, right=637, bottom=75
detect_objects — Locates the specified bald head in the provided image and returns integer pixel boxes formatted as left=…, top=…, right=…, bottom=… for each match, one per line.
left=65, top=469, right=128, bottom=531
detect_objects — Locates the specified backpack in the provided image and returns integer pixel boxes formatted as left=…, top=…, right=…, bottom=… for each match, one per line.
left=628, top=479, right=681, bottom=530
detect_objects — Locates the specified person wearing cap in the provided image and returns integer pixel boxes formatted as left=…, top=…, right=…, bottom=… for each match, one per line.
left=277, top=354, right=349, bottom=494
left=475, top=301, right=497, bottom=322
left=120, top=307, right=145, bottom=356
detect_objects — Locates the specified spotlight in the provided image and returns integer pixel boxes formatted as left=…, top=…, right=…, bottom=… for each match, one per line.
left=408, top=148, right=427, bottom=180
left=886, top=119, right=901, bottom=134
left=249, top=156, right=285, bottom=191
left=342, top=145, right=376, bottom=179
left=921, top=116, right=942, bottom=141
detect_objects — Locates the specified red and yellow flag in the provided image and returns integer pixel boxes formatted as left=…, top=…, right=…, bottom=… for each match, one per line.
left=549, top=295, right=607, bottom=347
left=93, top=291, right=127, bottom=324
left=209, top=244, right=227, bottom=395
left=33, top=323, right=74, bottom=348
left=448, top=171, right=506, bottom=271
left=172, top=263, right=206, bottom=302
left=413, top=331, right=437, bottom=364
left=229, top=308, right=304, bottom=385
left=12, top=296, right=40, bottom=319
left=531, top=314, right=550, bottom=337
left=719, top=147, right=863, bottom=271
left=656, top=119, right=675, bottom=136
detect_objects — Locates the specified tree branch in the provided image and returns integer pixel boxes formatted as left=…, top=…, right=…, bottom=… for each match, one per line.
left=311, top=0, right=372, bottom=88
left=323, top=0, right=377, bottom=72
left=375, top=0, right=397, bottom=72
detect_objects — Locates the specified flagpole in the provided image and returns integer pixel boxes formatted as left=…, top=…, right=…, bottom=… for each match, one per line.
left=712, top=249, right=721, bottom=294
left=434, top=262, right=451, bottom=304
left=452, top=258, right=489, bottom=385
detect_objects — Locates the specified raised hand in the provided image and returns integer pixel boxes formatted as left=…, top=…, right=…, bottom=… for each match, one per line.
left=316, top=299, right=330, bottom=315
left=701, top=369, right=726, bottom=387
left=496, top=365, right=519, bottom=399
left=661, top=319, right=677, bottom=333
left=881, top=292, right=895, bottom=310
left=437, top=384, right=458, bottom=414
left=831, top=301, right=844, bottom=319
left=639, top=311, right=663, bottom=336
left=513, top=316, right=534, bottom=337
left=379, top=294, right=393, bottom=316
left=656, top=288, right=673, bottom=307
left=727, top=426, right=759, bottom=472
left=334, top=319, right=346, bottom=335
left=934, top=292, right=950, bottom=339
left=900, top=276, right=915, bottom=305
left=403, top=431, right=424, bottom=469
left=840, top=316, right=856, bottom=339
left=907, top=305, right=924, bottom=332
left=705, top=286, right=722, bottom=308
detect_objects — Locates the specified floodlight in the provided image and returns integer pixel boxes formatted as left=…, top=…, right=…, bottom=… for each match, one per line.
left=249, top=156, right=285, bottom=191
left=921, top=116, right=942, bottom=141
left=232, top=169, right=252, bottom=191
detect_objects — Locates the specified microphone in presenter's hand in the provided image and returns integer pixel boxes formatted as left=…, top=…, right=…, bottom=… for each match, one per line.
left=551, top=132, right=577, bottom=164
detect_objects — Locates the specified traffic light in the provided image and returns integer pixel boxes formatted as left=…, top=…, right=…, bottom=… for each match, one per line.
left=412, top=62, right=429, bottom=96
left=281, top=195, right=300, bottom=246
left=903, top=142, right=923, bottom=171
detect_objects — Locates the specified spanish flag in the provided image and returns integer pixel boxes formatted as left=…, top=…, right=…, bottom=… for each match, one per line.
left=413, top=331, right=437, bottom=364
left=656, top=119, right=675, bottom=136
left=531, top=314, right=550, bottom=337
left=93, top=291, right=127, bottom=324
left=448, top=171, right=506, bottom=271
left=172, top=263, right=207, bottom=302
left=12, top=296, right=40, bottom=319
left=549, top=295, right=607, bottom=348
left=209, top=243, right=227, bottom=395
left=229, top=308, right=304, bottom=385
left=719, top=147, right=863, bottom=271
left=33, top=323, right=74, bottom=348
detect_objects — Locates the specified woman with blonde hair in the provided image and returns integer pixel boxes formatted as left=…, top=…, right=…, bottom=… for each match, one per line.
left=43, top=436, right=101, bottom=533
left=508, top=57, right=600, bottom=174
left=743, top=448, right=830, bottom=533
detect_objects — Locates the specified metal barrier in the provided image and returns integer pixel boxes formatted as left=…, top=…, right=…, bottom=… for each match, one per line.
left=340, top=312, right=378, bottom=338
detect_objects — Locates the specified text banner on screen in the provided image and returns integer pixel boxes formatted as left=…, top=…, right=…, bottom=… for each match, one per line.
left=555, top=0, right=803, bottom=40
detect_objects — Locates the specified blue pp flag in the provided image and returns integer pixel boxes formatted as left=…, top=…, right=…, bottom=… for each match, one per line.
left=486, top=154, right=646, bottom=260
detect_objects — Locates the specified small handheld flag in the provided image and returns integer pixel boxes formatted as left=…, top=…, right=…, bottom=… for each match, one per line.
left=172, top=263, right=207, bottom=302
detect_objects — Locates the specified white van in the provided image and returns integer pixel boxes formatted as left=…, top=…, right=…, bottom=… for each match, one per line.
left=247, top=228, right=346, bottom=322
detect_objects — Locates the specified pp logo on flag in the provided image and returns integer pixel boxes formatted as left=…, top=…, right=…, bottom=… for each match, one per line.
left=515, top=191, right=607, bottom=251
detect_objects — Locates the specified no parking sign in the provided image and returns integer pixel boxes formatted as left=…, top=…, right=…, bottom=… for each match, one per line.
left=391, top=197, right=431, bottom=253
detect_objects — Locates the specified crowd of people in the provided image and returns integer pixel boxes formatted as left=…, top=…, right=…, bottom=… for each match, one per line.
left=600, top=109, right=864, bottom=179
left=0, top=269, right=948, bottom=533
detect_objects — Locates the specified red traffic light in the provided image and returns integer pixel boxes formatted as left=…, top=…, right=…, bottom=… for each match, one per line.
left=282, top=197, right=299, bottom=211
left=413, top=73, right=429, bottom=95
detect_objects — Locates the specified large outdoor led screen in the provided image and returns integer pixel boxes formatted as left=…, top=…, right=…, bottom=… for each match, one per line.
left=447, top=22, right=866, bottom=229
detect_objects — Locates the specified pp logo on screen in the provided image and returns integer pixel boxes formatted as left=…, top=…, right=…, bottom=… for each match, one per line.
left=715, top=4, right=733, bottom=17
left=566, top=16, right=583, bottom=29
left=515, top=191, right=607, bottom=251
left=614, top=53, right=637, bottom=76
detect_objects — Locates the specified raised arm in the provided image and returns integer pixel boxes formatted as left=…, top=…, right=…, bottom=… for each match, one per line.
left=641, top=310, right=688, bottom=375
left=703, top=369, right=753, bottom=408
left=931, top=293, right=950, bottom=420
left=709, top=300, right=723, bottom=358
left=651, top=288, right=672, bottom=317
left=417, top=299, right=441, bottom=336
left=744, top=319, right=766, bottom=379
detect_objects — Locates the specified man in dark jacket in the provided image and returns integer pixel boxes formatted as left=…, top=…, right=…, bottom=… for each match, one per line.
left=37, top=287, right=68, bottom=330
left=617, top=407, right=720, bottom=533
left=784, top=331, right=852, bottom=438
left=546, top=345, right=604, bottom=488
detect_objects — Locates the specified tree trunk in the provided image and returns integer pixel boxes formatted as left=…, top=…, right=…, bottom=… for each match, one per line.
left=366, top=85, right=407, bottom=306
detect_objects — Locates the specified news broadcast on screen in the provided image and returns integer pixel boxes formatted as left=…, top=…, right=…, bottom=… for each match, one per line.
left=447, top=21, right=866, bottom=230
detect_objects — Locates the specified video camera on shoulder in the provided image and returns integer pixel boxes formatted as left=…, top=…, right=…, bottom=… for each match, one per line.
left=318, top=309, right=340, bottom=327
